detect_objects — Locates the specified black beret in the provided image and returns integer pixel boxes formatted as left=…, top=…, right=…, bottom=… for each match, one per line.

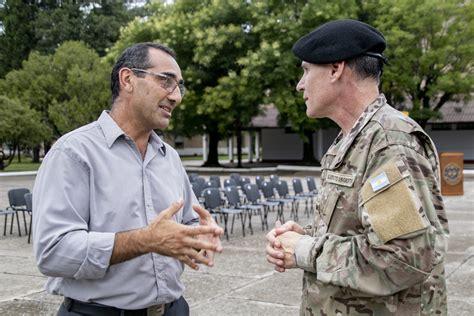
left=292, top=19, right=387, bottom=64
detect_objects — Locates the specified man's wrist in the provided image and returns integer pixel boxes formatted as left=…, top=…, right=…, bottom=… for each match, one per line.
left=294, top=235, right=317, bottom=273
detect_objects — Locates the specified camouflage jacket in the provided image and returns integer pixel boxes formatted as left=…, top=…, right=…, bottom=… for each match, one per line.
left=294, top=95, right=449, bottom=316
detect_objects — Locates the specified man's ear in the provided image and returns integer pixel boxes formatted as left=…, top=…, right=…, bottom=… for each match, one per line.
left=329, top=61, right=345, bottom=83
left=119, top=68, right=134, bottom=93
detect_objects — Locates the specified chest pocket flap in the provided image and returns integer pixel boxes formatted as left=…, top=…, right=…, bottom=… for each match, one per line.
left=361, top=159, right=428, bottom=244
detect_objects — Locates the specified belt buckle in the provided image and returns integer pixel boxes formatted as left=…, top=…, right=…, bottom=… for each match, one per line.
left=147, top=304, right=165, bottom=316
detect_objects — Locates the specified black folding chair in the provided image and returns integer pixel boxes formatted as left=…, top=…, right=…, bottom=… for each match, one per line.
left=293, top=178, right=316, bottom=217
left=276, top=180, right=304, bottom=221
left=223, top=178, right=237, bottom=187
left=0, top=208, right=15, bottom=236
left=209, top=175, right=222, bottom=188
left=221, top=186, right=247, bottom=239
left=229, top=173, right=241, bottom=183
left=7, top=188, right=30, bottom=236
left=255, top=175, right=265, bottom=190
left=261, top=181, right=292, bottom=222
left=242, top=183, right=278, bottom=231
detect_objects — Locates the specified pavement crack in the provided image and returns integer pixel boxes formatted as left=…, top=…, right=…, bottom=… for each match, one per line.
left=446, top=253, right=474, bottom=279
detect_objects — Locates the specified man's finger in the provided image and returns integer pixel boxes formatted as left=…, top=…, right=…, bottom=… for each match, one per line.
left=184, top=247, right=212, bottom=266
left=266, top=244, right=284, bottom=259
left=158, top=199, right=184, bottom=220
left=183, top=235, right=220, bottom=252
left=275, top=220, right=282, bottom=228
left=185, top=225, right=222, bottom=239
left=179, top=255, right=199, bottom=270
left=192, top=204, right=211, bottom=219
left=201, top=249, right=215, bottom=267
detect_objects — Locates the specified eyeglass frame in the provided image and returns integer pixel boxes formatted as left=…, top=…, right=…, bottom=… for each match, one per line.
left=130, top=68, right=186, bottom=97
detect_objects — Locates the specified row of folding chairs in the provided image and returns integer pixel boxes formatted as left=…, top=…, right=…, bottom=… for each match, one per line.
left=0, top=188, right=33, bottom=243
left=189, top=174, right=318, bottom=240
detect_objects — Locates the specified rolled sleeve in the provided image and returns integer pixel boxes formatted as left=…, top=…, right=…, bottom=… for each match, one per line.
left=73, top=231, right=116, bottom=279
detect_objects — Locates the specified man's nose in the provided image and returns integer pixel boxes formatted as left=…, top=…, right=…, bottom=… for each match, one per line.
left=167, top=86, right=182, bottom=103
left=296, top=78, right=305, bottom=92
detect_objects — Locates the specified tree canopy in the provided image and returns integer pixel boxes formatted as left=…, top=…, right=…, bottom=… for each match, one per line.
left=0, top=95, right=51, bottom=169
left=0, top=41, right=110, bottom=137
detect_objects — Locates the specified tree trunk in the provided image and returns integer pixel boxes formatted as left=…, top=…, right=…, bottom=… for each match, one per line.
left=17, top=145, right=21, bottom=163
left=202, top=130, right=221, bottom=167
left=32, top=145, right=40, bottom=163
left=302, top=130, right=320, bottom=165
left=236, top=129, right=243, bottom=168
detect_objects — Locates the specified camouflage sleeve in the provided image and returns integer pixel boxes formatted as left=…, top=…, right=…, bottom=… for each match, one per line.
left=294, top=140, right=449, bottom=296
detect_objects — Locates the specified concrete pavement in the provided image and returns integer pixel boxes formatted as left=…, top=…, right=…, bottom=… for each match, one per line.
left=0, top=172, right=473, bottom=315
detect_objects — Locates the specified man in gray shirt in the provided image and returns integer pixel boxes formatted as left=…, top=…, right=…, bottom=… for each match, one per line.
left=33, top=42, right=223, bottom=315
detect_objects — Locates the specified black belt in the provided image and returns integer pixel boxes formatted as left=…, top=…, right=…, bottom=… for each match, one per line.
left=63, top=297, right=175, bottom=316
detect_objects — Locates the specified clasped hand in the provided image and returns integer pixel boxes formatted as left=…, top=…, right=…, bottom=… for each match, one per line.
left=145, top=199, right=223, bottom=270
left=265, top=220, right=304, bottom=272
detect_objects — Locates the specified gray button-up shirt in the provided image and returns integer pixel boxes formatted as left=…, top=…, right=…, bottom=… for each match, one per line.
left=33, top=111, right=198, bottom=309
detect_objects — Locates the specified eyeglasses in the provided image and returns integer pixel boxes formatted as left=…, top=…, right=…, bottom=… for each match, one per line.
left=131, top=68, right=185, bottom=97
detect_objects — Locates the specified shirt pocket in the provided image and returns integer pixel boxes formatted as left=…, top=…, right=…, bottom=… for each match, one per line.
left=360, top=160, right=428, bottom=244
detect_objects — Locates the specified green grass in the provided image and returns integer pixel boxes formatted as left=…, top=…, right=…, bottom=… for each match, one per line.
left=2, top=158, right=41, bottom=172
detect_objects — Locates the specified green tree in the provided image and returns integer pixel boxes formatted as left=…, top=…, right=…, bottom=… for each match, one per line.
left=0, top=41, right=110, bottom=138
left=0, top=96, right=51, bottom=170
left=240, top=0, right=359, bottom=163
left=0, top=0, right=37, bottom=78
left=34, top=1, right=140, bottom=56
left=374, top=0, right=474, bottom=125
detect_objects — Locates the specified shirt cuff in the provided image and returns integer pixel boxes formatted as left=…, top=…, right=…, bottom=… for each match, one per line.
left=73, top=232, right=115, bottom=280
left=295, top=234, right=317, bottom=273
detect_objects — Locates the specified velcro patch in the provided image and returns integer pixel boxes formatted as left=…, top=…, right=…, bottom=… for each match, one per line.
left=361, top=160, right=428, bottom=244
left=326, top=171, right=355, bottom=187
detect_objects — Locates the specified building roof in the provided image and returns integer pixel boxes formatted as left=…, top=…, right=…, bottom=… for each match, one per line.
left=251, top=100, right=474, bottom=128
left=251, top=104, right=280, bottom=128
left=428, top=100, right=474, bottom=123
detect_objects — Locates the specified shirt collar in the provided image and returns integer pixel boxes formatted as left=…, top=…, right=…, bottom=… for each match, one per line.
left=97, top=111, right=166, bottom=156
left=98, top=111, right=125, bottom=148
left=328, top=94, right=386, bottom=169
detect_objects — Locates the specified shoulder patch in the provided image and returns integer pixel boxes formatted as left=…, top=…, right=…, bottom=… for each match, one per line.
left=361, top=160, right=428, bottom=244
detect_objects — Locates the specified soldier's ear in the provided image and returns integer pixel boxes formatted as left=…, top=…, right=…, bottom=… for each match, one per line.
left=329, top=62, right=344, bottom=83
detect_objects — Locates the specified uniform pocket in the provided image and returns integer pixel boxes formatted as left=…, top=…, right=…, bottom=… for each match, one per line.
left=361, top=160, right=428, bottom=244
left=321, top=190, right=340, bottom=228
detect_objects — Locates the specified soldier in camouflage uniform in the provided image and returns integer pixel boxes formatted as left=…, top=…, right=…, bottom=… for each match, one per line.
left=265, top=19, right=449, bottom=315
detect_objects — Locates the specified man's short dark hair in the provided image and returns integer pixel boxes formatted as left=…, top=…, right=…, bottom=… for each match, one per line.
left=110, top=42, right=176, bottom=103
left=346, top=55, right=384, bottom=83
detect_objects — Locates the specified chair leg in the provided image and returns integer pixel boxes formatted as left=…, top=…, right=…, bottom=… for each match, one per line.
left=222, top=213, right=229, bottom=241
left=231, top=214, right=236, bottom=234
left=28, top=213, right=33, bottom=244
left=10, top=213, right=14, bottom=234
left=22, top=211, right=28, bottom=234
left=248, top=211, right=253, bottom=235
left=16, top=212, right=22, bottom=237
left=3, top=215, right=7, bottom=236
left=240, top=213, right=246, bottom=237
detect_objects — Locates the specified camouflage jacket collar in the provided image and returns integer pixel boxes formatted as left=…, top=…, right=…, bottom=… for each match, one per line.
left=328, top=94, right=386, bottom=170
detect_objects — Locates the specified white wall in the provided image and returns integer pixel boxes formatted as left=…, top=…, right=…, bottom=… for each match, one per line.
left=427, top=130, right=474, bottom=160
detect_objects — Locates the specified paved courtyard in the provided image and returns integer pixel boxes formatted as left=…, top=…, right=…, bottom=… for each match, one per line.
left=0, top=171, right=473, bottom=315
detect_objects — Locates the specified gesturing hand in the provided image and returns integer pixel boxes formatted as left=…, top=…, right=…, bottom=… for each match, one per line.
left=192, top=204, right=224, bottom=267
left=144, top=199, right=223, bottom=270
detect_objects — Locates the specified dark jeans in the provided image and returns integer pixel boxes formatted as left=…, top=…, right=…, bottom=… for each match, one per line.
left=57, top=296, right=189, bottom=316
